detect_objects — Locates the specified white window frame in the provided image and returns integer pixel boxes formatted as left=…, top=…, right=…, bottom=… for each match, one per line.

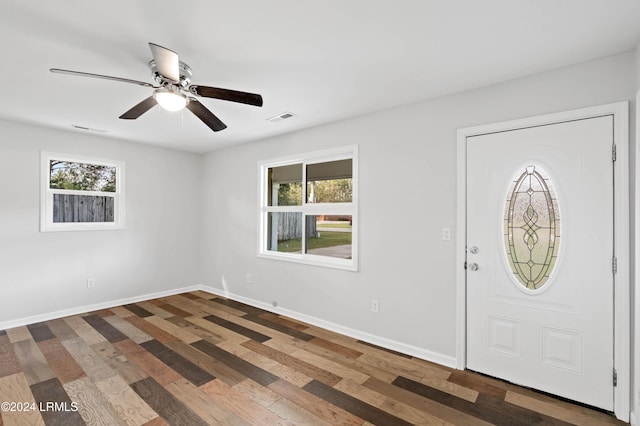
left=40, top=151, right=126, bottom=232
left=258, top=145, right=358, bottom=271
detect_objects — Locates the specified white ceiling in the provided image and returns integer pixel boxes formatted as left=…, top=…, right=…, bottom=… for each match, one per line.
left=2, top=1, right=640, bottom=153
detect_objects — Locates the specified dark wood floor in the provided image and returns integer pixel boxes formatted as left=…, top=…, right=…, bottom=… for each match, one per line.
left=0, top=291, right=626, bottom=425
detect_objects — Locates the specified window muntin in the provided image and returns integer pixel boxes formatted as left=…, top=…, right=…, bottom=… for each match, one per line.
left=259, top=146, right=357, bottom=270
left=41, top=152, right=125, bottom=232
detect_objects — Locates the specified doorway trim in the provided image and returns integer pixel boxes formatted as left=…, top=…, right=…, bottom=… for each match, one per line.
left=455, top=102, right=629, bottom=421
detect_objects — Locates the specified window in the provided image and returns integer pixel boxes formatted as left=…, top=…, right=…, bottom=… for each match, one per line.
left=259, top=146, right=357, bottom=270
left=41, top=152, right=125, bottom=232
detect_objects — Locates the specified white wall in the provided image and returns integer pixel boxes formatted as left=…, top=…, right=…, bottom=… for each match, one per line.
left=200, top=51, right=637, bottom=365
left=0, top=120, right=202, bottom=327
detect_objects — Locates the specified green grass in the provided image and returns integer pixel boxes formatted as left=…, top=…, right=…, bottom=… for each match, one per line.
left=276, top=231, right=351, bottom=253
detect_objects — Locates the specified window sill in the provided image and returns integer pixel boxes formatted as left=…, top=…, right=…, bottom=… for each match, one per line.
left=258, top=251, right=358, bottom=272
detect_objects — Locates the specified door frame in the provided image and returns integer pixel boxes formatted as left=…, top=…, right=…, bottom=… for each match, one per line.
left=455, top=102, right=630, bottom=421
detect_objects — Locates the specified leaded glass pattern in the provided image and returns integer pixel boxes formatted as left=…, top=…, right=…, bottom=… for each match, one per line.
left=504, top=165, right=560, bottom=290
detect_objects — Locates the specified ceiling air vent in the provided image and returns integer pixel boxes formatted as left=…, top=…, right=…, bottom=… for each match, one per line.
left=267, top=112, right=296, bottom=123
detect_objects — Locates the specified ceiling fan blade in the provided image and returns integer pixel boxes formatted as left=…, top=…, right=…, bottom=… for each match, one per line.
left=189, top=85, right=263, bottom=107
left=186, top=98, right=227, bottom=132
left=148, top=43, right=180, bottom=83
left=119, top=97, right=157, bottom=119
left=50, top=68, right=155, bottom=88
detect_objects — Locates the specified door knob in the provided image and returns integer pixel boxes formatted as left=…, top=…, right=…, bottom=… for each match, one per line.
left=469, top=246, right=479, bottom=254
left=469, top=262, right=479, bottom=271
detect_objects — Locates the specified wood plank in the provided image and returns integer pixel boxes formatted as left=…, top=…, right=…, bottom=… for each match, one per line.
left=144, top=316, right=201, bottom=344
left=303, top=379, right=414, bottom=426
left=210, top=298, right=269, bottom=317
left=91, top=341, right=149, bottom=385
left=30, top=377, right=85, bottom=425
left=63, top=315, right=107, bottom=346
left=63, top=376, right=125, bottom=426
left=392, top=375, right=573, bottom=426
left=203, top=315, right=271, bottom=343
left=191, top=339, right=279, bottom=387
left=242, top=315, right=315, bottom=341
left=200, top=379, right=294, bottom=426
left=164, top=339, right=246, bottom=387
left=110, top=306, right=135, bottom=318
left=136, top=302, right=173, bottom=319
left=292, top=348, right=370, bottom=383
left=113, top=339, right=182, bottom=386
left=166, top=378, right=248, bottom=425
left=123, top=316, right=176, bottom=344
left=364, top=376, right=491, bottom=426
left=447, top=370, right=507, bottom=399
left=37, top=338, right=85, bottom=384
left=233, top=378, right=283, bottom=408
left=139, top=340, right=215, bottom=387
left=11, top=339, right=55, bottom=385
left=26, top=323, right=55, bottom=343
left=504, top=391, right=624, bottom=425
left=219, top=341, right=313, bottom=388
left=130, top=377, right=208, bottom=426
left=165, top=315, right=221, bottom=341
left=267, top=378, right=364, bottom=426
left=158, top=303, right=192, bottom=318
left=309, top=337, right=363, bottom=359
left=103, top=315, right=153, bottom=344
left=297, top=338, right=398, bottom=383
left=123, top=304, right=154, bottom=318
left=95, top=374, right=158, bottom=426
left=258, top=312, right=311, bottom=331
left=5, top=327, right=32, bottom=343
left=181, top=316, right=239, bottom=344
left=192, top=297, right=247, bottom=317
left=0, top=373, right=45, bottom=426
left=181, top=292, right=201, bottom=300
left=82, top=315, right=128, bottom=343
left=61, top=337, right=116, bottom=383
left=242, top=339, right=341, bottom=386
left=0, top=334, right=22, bottom=379
left=45, top=319, right=78, bottom=342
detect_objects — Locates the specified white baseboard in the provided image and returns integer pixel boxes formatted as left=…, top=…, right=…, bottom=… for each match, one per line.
left=200, top=285, right=458, bottom=369
left=0, top=285, right=200, bottom=331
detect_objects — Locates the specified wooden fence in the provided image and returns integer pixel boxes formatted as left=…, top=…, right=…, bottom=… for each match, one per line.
left=53, top=194, right=114, bottom=223
left=276, top=213, right=317, bottom=241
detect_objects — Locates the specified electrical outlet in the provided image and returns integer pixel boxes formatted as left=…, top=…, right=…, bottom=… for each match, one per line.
left=371, top=299, right=379, bottom=313
left=246, top=273, right=251, bottom=284
left=87, top=278, right=95, bottom=288
left=442, top=227, right=451, bottom=241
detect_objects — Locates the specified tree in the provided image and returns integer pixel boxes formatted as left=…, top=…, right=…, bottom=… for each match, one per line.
left=49, top=160, right=116, bottom=192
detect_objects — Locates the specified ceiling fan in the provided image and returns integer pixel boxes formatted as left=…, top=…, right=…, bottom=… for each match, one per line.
left=50, top=42, right=263, bottom=132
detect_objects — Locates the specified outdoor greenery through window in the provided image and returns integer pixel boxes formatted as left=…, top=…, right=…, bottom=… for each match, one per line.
left=41, top=152, right=125, bottom=231
left=259, top=146, right=357, bottom=270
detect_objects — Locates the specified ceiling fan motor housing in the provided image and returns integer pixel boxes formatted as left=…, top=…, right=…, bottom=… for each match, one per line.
left=149, top=60, right=193, bottom=88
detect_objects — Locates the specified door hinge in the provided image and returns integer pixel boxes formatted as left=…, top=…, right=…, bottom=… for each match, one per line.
left=464, top=261, right=468, bottom=270
left=613, top=368, right=618, bottom=387
left=612, top=145, right=617, bottom=162
left=612, top=256, right=617, bottom=275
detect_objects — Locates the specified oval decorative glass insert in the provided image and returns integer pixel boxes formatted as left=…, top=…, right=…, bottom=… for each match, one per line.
left=504, top=165, right=560, bottom=290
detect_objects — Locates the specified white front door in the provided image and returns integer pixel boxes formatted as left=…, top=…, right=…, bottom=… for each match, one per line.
left=466, top=114, right=615, bottom=410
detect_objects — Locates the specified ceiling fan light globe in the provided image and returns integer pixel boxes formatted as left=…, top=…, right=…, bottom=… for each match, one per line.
left=153, top=88, right=188, bottom=111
